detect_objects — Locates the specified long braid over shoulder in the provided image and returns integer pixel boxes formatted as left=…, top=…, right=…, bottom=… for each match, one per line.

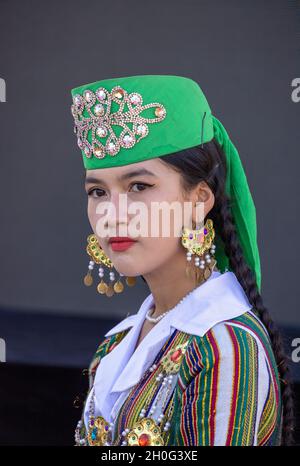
left=158, top=139, right=295, bottom=445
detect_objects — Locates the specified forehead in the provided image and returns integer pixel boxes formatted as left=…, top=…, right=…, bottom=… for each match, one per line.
left=85, top=158, right=170, bottom=182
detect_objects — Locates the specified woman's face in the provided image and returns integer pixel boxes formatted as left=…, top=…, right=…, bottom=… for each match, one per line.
left=85, top=158, right=214, bottom=278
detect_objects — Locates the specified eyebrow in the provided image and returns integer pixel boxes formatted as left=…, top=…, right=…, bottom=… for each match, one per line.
left=85, top=168, right=157, bottom=186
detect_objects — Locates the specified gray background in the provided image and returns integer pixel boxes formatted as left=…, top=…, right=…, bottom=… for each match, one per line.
left=0, top=0, right=299, bottom=327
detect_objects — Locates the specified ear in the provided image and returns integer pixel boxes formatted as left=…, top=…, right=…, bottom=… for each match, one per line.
left=191, top=181, right=215, bottom=226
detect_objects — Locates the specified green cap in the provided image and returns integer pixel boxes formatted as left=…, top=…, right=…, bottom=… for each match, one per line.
left=70, top=74, right=261, bottom=291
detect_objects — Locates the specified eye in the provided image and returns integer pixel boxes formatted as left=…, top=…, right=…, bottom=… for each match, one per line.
left=87, top=182, right=154, bottom=198
left=87, top=188, right=106, bottom=198
left=130, top=182, right=154, bottom=193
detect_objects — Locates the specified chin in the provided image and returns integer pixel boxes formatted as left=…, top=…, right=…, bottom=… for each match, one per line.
left=111, top=259, right=142, bottom=277
left=115, top=268, right=141, bottom=278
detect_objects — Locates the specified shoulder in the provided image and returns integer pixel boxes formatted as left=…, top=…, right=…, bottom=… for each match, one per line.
left=178, top=309, right=279, bottom=390
left=87, top=328, right=130, bottom=388
left=191, top=308, right=275, bottom=361
left=172, top=311, right=282, bottom=446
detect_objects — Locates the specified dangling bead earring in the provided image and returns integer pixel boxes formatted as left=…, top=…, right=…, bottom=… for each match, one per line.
left=181, top=218, right=217, bottom=285
left=83, top=234, right=136, bottom=297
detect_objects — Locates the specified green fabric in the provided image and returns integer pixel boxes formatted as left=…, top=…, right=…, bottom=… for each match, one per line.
left=212, top=116, right=261, bottom=291
left=71, top=75, right=213, bottom=169
left=70, top=74, right=261, bottom=291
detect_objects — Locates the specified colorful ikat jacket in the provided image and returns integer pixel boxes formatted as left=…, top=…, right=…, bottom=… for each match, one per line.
left=75, top=271, right=283, bottom=446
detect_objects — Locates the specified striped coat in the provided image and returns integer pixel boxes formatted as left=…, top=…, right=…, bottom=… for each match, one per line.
left=75, top=272, right=282, bottom=446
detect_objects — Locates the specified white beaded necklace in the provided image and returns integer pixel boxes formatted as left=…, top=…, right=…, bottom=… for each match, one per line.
left=145, top=268, right=221, bottom=324
left=145, top=281, right=207, bottom=324
left=145, top=306, right=170, bottom=323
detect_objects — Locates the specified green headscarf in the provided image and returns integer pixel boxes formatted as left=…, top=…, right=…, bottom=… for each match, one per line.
left=212, top=116, right=261, bottom=291
left=70, top=74, right=261, bottom=291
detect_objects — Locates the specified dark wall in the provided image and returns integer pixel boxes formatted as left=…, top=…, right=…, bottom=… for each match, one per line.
left=0, top=362, right=299, bottom=446
left=0, top=0, right=299, bottom=447
left=0, top=0, right=299, bottom=326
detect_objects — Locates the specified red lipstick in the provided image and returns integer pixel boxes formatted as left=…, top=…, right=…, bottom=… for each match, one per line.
left=108, top=237, right=137, bottom=252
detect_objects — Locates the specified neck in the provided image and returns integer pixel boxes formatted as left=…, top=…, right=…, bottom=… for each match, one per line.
left=143, top=249, right=218, bottom=319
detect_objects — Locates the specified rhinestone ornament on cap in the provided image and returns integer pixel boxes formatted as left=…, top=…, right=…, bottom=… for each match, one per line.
left=71, top=85, right=167, bottom=160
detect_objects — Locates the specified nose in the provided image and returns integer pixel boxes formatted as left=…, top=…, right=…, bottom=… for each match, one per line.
left=105, top=191, right=129, bottom=235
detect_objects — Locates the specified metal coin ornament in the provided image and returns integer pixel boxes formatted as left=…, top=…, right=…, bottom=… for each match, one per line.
left=83, top=234, right=136, bottom=297
left=87, top=415, right=112, bottom=446
left=181, top=218, right=217, bottom=283
left=126, top=276, right=136, bottom=286
left=126, top=418, right=164, bottom=446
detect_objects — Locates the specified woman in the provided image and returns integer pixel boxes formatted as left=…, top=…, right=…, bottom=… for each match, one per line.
left=70, top=75, right=294, bottom=446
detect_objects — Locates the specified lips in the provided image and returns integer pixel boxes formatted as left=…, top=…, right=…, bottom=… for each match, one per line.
left=109, top=237, right=137, bottom=252
left=109, top=237, right=136, bottom=243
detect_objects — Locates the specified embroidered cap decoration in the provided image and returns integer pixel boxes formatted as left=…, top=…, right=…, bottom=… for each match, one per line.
left=71, top=85, right=167, bottom=160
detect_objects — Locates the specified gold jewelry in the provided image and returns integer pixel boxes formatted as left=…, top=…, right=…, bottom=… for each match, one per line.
left=181, top=218, right=217, bottom=284
left=83, top=234, right=136, bottom=297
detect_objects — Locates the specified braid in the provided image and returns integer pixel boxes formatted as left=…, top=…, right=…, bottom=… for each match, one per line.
left=210, top=161, right=295, bottom=446
left=159, top=138, right=295, bottom=445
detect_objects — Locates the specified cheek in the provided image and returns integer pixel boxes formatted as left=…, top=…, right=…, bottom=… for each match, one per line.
left=87, top=199, right=98, bottom=230
left=144, top=202, right=184, bottom=239
left=129, top=235, right=181, bottom=275
left=140, top=233, right=181, bottom=262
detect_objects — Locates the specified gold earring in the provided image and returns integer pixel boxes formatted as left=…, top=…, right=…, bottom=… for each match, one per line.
left=181, top=218, right=217, bottom=284
left=83, top=234, right=136, bottom=297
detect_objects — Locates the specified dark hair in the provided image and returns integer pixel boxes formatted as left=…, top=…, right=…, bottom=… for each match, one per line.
left=143, top=138, right=294, bottom=445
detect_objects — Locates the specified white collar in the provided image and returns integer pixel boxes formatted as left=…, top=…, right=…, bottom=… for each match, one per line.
left=87, top=270, right=252, bottom=425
